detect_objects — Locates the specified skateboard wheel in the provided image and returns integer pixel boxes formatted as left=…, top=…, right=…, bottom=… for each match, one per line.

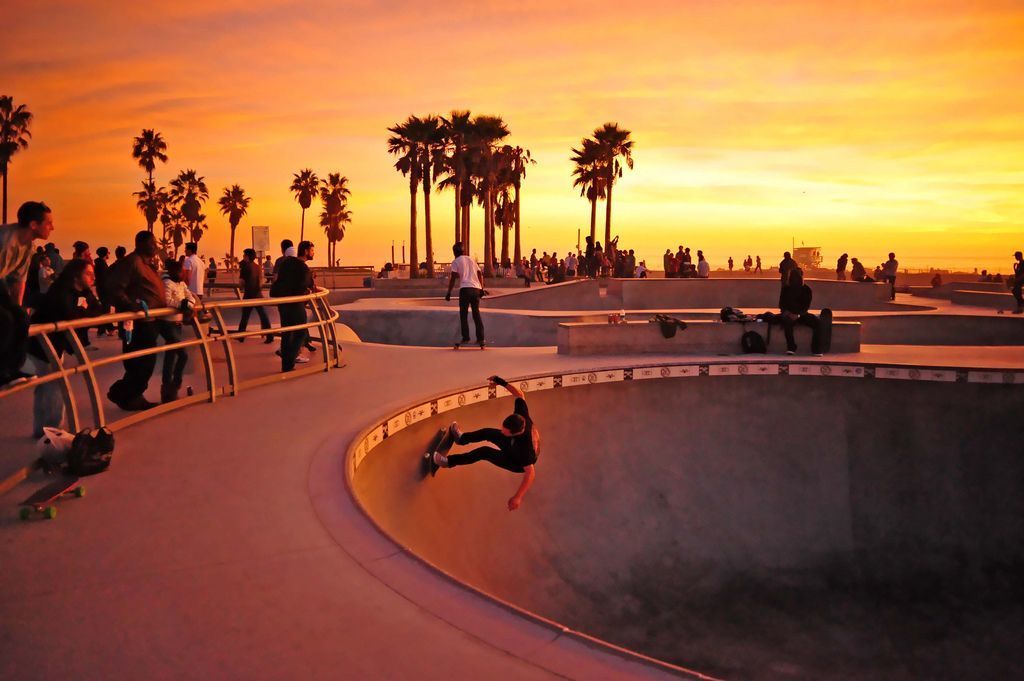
left=75, top=486, right=86, bottom=498
left=19, top=507, right=31, bottom=521
left=44, top=506, right=57, bottom=520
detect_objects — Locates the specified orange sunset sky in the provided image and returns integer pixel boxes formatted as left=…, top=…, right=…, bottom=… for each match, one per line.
left=3, top=0, right=1023, bottom=273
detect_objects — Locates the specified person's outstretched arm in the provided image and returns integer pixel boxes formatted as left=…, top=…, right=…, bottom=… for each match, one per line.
left=508, top=465, right=535, bottom=511
left=489, top=375, right=524, bottom=400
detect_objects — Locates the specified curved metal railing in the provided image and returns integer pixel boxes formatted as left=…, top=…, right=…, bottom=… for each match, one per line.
left=0, top=288, right=341, bottom=439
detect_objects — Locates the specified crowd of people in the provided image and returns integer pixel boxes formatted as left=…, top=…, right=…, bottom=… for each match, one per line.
left=0, top=201, right=329, bottom=437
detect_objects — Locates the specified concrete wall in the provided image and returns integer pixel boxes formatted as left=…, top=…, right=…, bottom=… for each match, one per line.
left=352, top=374, right=1024, bottom=676
left=620, top=278, right=889, bottom=310
left=950, top=290, right=1017, bottom=310
left=854, top=314, right=1024, bottom=345
left=556, top=320, right=860, bottom=355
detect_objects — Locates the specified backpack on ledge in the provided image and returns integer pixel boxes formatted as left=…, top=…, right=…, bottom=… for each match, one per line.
left=67, top=427, right=115, bottom=476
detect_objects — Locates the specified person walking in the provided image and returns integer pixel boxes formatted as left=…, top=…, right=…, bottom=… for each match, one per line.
left=104, top=231, right=167, bottom=410
left=182, top=242, right=205, bottom=299
left=755, top=255, right=762, bottom=273
left=158, top=259, right=197, bottom=403
left=444, top=242, right=485, bottom=349
left=1011, top=250, right=1023, bottom=314
left=0, top=201, right=55, bottom=388
left=236, top=248, right=273, bottom=343
left=881, top=252, right=899, bottom=301
left=432, top=375, right=538, bottom=511
left=728, top=256, right=734, bottom=272
left=270, top=240, right=315, bottom=372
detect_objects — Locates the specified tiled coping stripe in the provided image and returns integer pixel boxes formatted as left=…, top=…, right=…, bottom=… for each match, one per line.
left=349, top=360, right=1024, bottom=475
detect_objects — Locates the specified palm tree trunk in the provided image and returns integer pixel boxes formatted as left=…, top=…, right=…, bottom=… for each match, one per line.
left=300, top=207, right=306, bottom=243
left=589, top=194, right=597, bottom=242
left=483, top=189, right=494, bottom=278
left=2, top=169, right=7, bottom=225
left=408, top=179, right=419, bottom=279
left=604, top=177, right=613, bottom=249
left=453, top=183, right=461, bottom=247
left=462, top=200, right=471, bottom=254
left=229, top=224, right=237, bottom=263
left=423, top=171, right=434, bottom=277
left=147, top=169, right=155, bottom=232
left=500, top=203, right=510, bottom=267
left=513, top=183, right=522, bottom=265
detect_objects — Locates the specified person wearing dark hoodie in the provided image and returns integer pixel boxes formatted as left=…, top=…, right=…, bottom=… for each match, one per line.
left=28, top=259, right=104, bottom=434
left=778, top=268, right=822, bottom=356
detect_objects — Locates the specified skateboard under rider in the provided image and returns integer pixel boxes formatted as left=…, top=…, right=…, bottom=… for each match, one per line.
left=422, top=426, right=456, bottom=477
left=819, top=308, right=833, bottom=354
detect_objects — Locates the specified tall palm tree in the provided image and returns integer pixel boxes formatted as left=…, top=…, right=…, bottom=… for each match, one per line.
left=417, top=116, right=446, bottom=275
left=592, top=123, right=634, bottom=248
left=387, top=116, right=425, bottom=277
left=319, top=206, right=352, bottom=267
left=506, top=145, right=535, bottom=265
left=217, top=184, right=252, bottom=262
left=160, top=206, right=188, bottom=257
left=571, top=138, right=606, bottom=244
left=133, top=181, right=168, bottom=234
left=468, top=115, right=510, bottom=277
left=438, top=110, right=473, bottom=247
left=319, top=173, right=351, bottom=267
left=289, top=169, right=319, bottom=243
left=131, top=129, right=168, bottom=231
left=0, top=96, right=33, bottom=224
left=168, top=169, right=209, bottom=245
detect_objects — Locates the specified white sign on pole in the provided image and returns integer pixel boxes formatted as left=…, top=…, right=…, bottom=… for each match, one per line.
left=252, top=226, right=271, bottom=257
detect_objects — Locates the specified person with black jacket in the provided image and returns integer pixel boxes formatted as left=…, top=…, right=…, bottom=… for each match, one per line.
left=104, top=231, right=167, bottom=411
left=28, top=259, right=104, bottom=434
left=270, top=240, right=314, bottom=372
left=432, top=375, right=539, bottom=511
left=236, top=248, right=272, bottom=342
left=778, top=268, right=821, bottom=356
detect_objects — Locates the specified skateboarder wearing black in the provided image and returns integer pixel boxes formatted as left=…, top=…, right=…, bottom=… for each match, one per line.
left=432, top=375, right=538, bottom=511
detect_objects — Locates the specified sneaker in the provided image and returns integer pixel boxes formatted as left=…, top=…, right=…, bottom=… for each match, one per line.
left=304, top=342, right=317, bottom=352
left=432, top=451, right=448, bottom=468
left=263, top=335, right=275, bottom=344
left=275, top=349, right=282, bottom=357
left=812, top=353, right=824, bottom=357
left=449, top=422, right=463, bottom=442
left=785, top=350, right=796, bottom=356
left=121, top=395, right=158, bottom=411
left=295, top=354, right=311, bottom=364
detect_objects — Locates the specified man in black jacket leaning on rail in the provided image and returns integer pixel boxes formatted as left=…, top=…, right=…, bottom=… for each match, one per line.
left=270, top=240, right=315, bottom=372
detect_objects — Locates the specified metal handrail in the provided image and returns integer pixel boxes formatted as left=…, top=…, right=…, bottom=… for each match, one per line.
left=0, top=287, right=342, bottom=437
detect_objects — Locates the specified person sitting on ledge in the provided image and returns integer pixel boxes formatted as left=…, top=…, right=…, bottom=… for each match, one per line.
left=850, top=257, right=872, bottom=282
left=778, top=268, right=822, bottom=356
left=432, top=375, right=538, bottom=511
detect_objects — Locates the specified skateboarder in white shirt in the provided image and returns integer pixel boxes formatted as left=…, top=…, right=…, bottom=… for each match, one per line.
left=444, top=242, right=485, bottom=349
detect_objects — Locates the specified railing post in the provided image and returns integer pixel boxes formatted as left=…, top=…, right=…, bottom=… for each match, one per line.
left=65, top=324, right=106, bottom=428
left=210, top=307, right=238, bottom=397
left=192, top=313, right=218, bottom=402
left=39, top=332, right=81, bottom=433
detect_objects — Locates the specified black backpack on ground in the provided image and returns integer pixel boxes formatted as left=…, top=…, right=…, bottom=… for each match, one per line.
left=741, top=330, right=767, bottom=354
left=650, top=313, right=688, bottom=338
left=67, top=427, right=115, bottom=476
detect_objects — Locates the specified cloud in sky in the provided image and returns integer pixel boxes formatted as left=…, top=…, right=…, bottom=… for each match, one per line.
left=2, top=0, right=1023, bottom=270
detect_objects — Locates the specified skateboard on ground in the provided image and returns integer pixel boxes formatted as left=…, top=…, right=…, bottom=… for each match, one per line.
left=819, top=308, right=833, bottom=354
left=422, top=426, right=456, bottom=478
left=453, top=338, right=486, bottom=350
left=19, top=476, right=85, bottom=520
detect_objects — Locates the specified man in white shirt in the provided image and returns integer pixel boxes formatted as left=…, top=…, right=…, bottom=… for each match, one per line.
left=182, top=242, right=204, bottom=298
left=881, top=252, right=899, bottom=301
left=444, top=242, right=485, bottom=349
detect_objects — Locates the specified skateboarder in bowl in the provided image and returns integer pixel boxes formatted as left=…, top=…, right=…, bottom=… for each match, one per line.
left=432, top=375, right=538, bottom=511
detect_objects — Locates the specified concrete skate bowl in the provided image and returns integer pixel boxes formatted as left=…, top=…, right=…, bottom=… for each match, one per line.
left=347, top=364, right=1024, bottom=680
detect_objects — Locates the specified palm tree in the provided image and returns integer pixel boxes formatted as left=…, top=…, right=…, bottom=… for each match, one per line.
left=571, top=138, right=606, bottom=244
left=289, top=169, right=319, bottom=243
left=417, top=116, right=446, bottom=276
left=160, top=206, right=188, bottom=257
left=387, top=116, right=425, bottom=277
left=438, top=110, right=473, bottom=247
left=168, top=169, right=209, bottom=245
left=217, top=184, right=252, bottom=262
left=133, top=181, right=168, bottom=234
left=131, top=129, right=168, bottom=231
left=0, top=96, right=33, bottom=224
left=592, top=123, right=634, bottom=248
left=469, top=115, right=510, bottom=277
left=319, top=206, right=352, bottom=267
left=506, top=145, right=535, bottom=265
left=319, top=173, right=352, bottom=267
